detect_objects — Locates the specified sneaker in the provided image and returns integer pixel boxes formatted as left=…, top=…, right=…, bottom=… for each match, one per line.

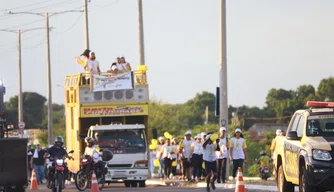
left=206, top=186, right=210, bottom=192
left=210, top=181, right=216, bottom=190
left=232, top=177, right=236, bottom=183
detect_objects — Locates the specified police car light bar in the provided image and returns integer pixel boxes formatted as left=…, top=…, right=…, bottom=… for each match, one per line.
left=306, top=101, right=334, bottom=108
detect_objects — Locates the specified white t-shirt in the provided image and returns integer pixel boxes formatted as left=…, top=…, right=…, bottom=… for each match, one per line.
left=216, top=137, right=228, bottom=159
left=182, top=139, right=195, bottom=158
left=192, top=142, right=203, bottom=155
left=86, top=60, right=100, bottom=73
left=203, top=143, right=216, bottom=162
left=161, top=145, right=173, bottom=159
left=230, top=137, right=247, bottom=159
left=171, top=144, right=178, bottom=159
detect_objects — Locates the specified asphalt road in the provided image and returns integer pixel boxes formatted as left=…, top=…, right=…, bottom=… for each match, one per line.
left=26, top=183, right=279, bottom=192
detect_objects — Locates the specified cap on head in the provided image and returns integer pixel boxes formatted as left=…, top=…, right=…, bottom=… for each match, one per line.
left=235, top=128, right=242, bottom=133
left=35, top=141, right=40, bottom=146
left=276, top=129, right=282, bottom=135
left=185, top=130, right=192, bottom=136
left=220, top=127, right=227, bottom=132
left=158, top=136, right=164, bottom=141
left=197, top=134, right=202, bottom=139
left=27, top=142, right=31, bottom=147
left=201, top=132, right=206, bottom=137
left=80, top=49, right=91, bottom=57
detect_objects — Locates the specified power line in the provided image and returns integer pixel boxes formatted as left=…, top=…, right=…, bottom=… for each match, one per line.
left=56, top=12, right=83, bottom=34
left=91, top=0, right=119, bottom=8
left=0, top=18, right=45, bottom=31
left=0, top=0, right=52, bottom=12
left=22, top=38, right=45, bottom=50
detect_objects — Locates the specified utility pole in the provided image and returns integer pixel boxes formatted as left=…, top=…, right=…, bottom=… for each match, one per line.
left=17, top=30, right=22, bottom=124
left=138, top=0, right=145, bottom=65
left=9, top=9, right=83, bottom=144
left=219, top=0, right=229, bottom=179
left=84, top=0, right=90, bottom=49
left=0, top=28, right=44, bottom=128
left=45, top=12, right=53, bottom=145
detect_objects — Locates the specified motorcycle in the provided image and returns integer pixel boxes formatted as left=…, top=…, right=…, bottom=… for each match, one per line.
left=259, top=166, right=271, bottom=180
left=75, top=151, right=107, bottom=191
left=47, top=150, right=74, bottom=192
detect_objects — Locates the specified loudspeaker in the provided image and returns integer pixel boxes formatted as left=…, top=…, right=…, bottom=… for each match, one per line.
left=152, top=128, right=158, bottom=139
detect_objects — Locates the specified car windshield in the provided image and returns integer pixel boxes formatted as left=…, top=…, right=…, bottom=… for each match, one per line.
left=94, top=129, right=146, bottom=154
left=307, top=115, right=334, bottom=137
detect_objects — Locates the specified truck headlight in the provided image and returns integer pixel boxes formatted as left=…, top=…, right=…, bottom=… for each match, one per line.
left=313, top=150, right=332, bottom=161
left=134, top=160, right=148, bottom=168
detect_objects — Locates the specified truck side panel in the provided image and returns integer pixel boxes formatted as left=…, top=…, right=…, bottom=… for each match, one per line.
left=0, top=138, right=28, bottom=185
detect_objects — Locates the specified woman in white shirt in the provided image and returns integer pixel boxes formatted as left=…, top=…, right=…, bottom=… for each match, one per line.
left=159, top=138, right=175, bottom=179
left=216, top=127, right=229, bottom=183
left=171, top=138, right=179, bottom=178
left=229, top=128, right=248, bottom=182
left=203, top=134, right=218, bottom=192
left=191, top=134, right=204, bottom=182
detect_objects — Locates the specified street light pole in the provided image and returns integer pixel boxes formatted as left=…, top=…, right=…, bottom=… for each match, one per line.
left=138, top=0, right=145, bottom=65
left=219, top=0, right=229, bottom=179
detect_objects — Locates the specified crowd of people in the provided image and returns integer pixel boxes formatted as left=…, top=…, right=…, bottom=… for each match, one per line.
left=151, top=127, right=249, bottom=192
left=75, top=49, right=132, bottom=74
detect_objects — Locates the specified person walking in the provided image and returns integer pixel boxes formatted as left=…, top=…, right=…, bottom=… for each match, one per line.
left=229, top=128, right=248, bottom=182
left=216, top=127, right=229, bottom=183
left=31, top=142, right=46, bottom=184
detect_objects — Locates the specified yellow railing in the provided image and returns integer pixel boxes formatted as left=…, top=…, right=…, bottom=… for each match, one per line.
left=64, top=70, right=148, bottom=88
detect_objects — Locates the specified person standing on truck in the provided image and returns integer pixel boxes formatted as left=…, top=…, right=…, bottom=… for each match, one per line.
left=203, top=134, right=218, bottom=192
left=179, top=130, right=195, bottom=181
left=229, top=128, right=248, bottom=182
left=31, top=142, right=46, bottom=184
left=216, top=127, right=229, bottom=183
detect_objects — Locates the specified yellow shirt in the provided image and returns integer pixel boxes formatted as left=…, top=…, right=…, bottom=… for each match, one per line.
left=258, top=156, right=270, bottom=167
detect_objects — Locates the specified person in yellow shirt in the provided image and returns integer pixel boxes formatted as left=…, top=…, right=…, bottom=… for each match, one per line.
left=257, top=150, right=272, bottom=177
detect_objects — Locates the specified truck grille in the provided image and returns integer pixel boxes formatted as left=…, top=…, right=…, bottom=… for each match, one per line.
left=108, top=164, right=132, bottom=168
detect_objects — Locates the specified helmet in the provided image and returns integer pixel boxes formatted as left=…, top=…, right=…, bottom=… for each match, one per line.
left=260, top=150, right=266, bottom=156
left=54, top=136, right=64, bottom=147
left=85, top=137, right=94, bottom=143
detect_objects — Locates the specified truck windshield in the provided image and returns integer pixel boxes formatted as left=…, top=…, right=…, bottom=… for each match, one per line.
left=94, top=129, right=146, bottom=154
left=307, top=117, right=334, bottom=137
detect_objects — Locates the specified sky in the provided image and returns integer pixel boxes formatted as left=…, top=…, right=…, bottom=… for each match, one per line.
left=1, top=0, right=334, bottom=108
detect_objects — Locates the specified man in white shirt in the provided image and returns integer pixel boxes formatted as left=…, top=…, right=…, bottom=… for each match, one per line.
left=216, top=127, right=229, bottom=183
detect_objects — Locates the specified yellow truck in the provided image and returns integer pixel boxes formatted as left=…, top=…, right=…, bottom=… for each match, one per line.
left=274, top=101, right=334, bottom=192
left=64, top=70, right=149, bottom=187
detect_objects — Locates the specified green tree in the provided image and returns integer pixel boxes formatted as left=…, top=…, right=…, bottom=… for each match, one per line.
left=317, top=77, right=334, bottom=101
left=4, top=92, right=47, bottom=128
left=292, top=85, right=316, bottom=109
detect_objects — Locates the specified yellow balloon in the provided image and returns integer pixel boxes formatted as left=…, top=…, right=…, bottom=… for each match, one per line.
left=172, top=161, right=177, bottom=167
left=164, top=132, right=169, bottom=138
left=167, top=134, right=173, bottom=139
left=154, top=159, right=160, bottom=167
left=151, top=139, right=158, bottom=145
left=210, top=133, right=218, bottom=141
left=149, top=144, right=154, bottom=150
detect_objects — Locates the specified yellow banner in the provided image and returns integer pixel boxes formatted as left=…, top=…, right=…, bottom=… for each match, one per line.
left=80, top=105, right=148, bottom=117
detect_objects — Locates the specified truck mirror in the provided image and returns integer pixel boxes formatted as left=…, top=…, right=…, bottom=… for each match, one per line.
left=286, top=131, right=300, bottom=140
left=102, top=150, right=113, bottom=161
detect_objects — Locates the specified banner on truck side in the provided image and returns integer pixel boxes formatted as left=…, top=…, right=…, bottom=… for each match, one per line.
left=90, top=72, right=134, bottom=92
left=80, top=105, right=148, bottom=117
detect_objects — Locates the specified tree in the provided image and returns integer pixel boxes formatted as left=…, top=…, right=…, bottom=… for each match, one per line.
left=4, top=92, right=46, bottom=128
left=317, top=77, right=334, bottom=101
left=292, top=85, right=316, bottom=109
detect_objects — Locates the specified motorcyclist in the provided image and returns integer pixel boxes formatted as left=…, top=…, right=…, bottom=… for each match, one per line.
left=84, top=137, right=106, bottom=176
left=44, top=136, right=72, bottom=188
left=257, top=150, right=271, bottom=176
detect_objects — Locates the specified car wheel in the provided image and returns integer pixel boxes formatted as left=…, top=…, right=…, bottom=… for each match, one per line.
left=277, top=165, right=294, bottom=192
left=299, top=166, right=317, bottom=192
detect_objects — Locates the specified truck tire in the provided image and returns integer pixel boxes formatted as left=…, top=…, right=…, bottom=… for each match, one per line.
left=299, top=166, right=317, bottom=192
left=124, top=181, right=130, bottom=187
left=130, top=181, right=138, bottom=187
left=277, top=165, right=294, bottom=192
left=138, top=180, right=146, bottom=187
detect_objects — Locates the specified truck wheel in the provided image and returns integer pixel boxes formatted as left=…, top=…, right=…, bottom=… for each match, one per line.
left=124, top=181, right=130, bottom=187
left=138, top=180, right=146, bottom=187
left=277, top=165, right=294, bottom=192
left=300, top=166, right=316, bottom=192
left=130, top=181, right=138, bottom=187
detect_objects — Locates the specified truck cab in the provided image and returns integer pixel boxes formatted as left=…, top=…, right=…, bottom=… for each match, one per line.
left=87, top=124, right=148, bottom=187
left=275, top=101, right=334, bottom=192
